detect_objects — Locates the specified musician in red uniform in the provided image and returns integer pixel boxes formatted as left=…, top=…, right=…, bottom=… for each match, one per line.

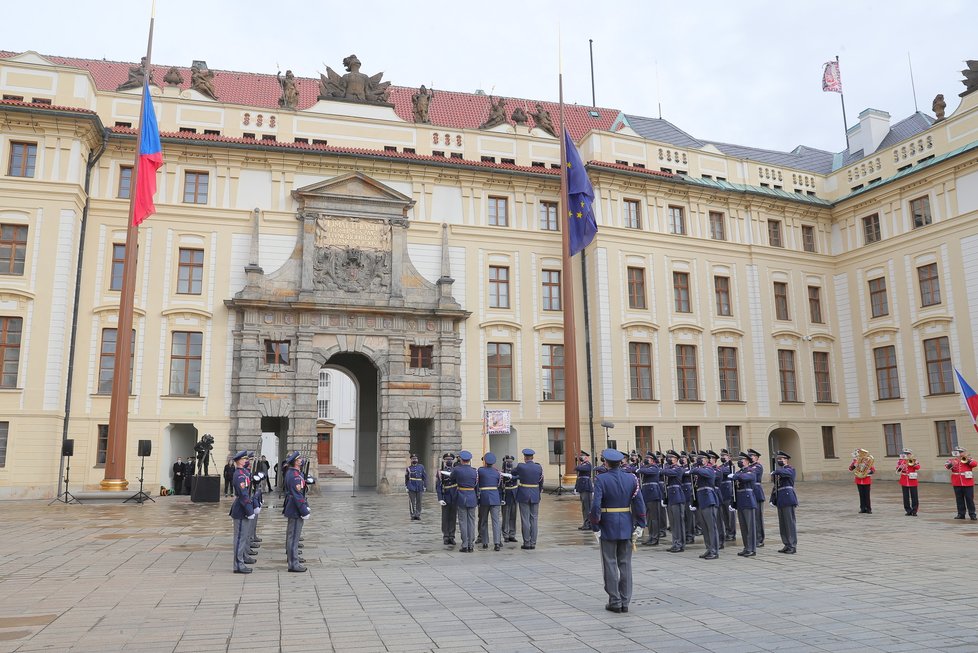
left=848, top=449, right=875, bottom=514
left=946, top=446, right=977, bottom=520
left=896, top=448, right=920, bottom=516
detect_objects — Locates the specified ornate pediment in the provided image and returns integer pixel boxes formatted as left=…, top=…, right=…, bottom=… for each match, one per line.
left=293, top=172, right=414, bottom=218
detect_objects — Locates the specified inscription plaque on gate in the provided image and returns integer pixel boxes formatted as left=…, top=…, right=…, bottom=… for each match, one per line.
left=313, top=216, right=392, bottom=293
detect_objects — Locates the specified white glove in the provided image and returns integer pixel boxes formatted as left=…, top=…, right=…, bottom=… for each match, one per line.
left=246, top=514, right=255, bottom=520
left=727, top=474, right=735, bottom=479
left=440, top=470, right=451, bottom=477
left=690, top=506, right=697, bottom=512
left=501, top=472, right=513, bottom=479
left=728, top=505, right=737, bottom=512
left=254, top=507, right=261, bottom=514
left=439, top=500, right=447, bottom=506
left=769, top=501, right=776, bottom=507
left=305, top=476, right=316, bottom=484
left=301, top=514, right=310, bottom=520
left=660, top=500, right=667, bottom=507
left=632, top=526, right=643, bottom=540
left=593, top=531, right=601, bottom=544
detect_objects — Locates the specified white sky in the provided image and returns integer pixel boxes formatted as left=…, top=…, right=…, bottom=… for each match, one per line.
left=4, top=0, right=976, bottom=153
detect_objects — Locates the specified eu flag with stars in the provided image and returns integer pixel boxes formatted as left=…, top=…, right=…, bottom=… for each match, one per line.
left=563, top=129, right=598, bottom=255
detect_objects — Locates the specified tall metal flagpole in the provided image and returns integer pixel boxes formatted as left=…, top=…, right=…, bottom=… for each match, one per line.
left=836, top=55, right=850, bottom=150
left=102, top=6, right=156, bottom=490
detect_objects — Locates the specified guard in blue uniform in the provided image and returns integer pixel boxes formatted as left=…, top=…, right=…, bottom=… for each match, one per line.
left=436, top=453, right=458, bottom=545
left=514, top=448, right=544, bottom=549
left=501, top=455, right=518, bottom=543
left=732, top=452, right=758, bottom=557
left=477, top=452, right=503, bottom=550
left=405, top=453, right=427, bottom=520
left=690, top=452, right=719, bottom=559
left=451, top=450, right=478, bottom=552
left=281, top=451, right=310, bottom=572
left=246, top=455, right=264, bottom=559
left=637, top=451, right=662, bottom=546
left=574, top=451, right=594, bottom=530
left=229, top=450, right=255, bottom=573
left=770, top=450, right=799, bottom=554
left=748, top=448, right=766, bottom=547
left=717, top=449, right=737, bottom=542
left=655, top=452, right=667, bottom=538
left=589, top=449, right=646, bottom=614
left=680, top=452, right=697, bottom=543
left=662, top=450, right=686, bottom=552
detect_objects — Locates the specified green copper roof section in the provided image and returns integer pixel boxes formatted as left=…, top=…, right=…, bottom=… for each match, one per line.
left=677, top=175, right=833, bottom=207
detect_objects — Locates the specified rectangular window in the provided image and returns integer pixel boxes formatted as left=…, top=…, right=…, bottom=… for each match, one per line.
left=628, top=342, right=653, bottom=400
left=624, top=199, right=641, bottom=229
left=682, top=425, right=699, bottom=452
left=778, top=349, right=798, bottom=402
left=542, top=269, right=561, bottom=311
left=488, top=266, right=510, bottom=309
left=8, top=142, right=37, bottom=177
left=0, top=316, right=23, bottom=388
left=541, top=343, right=565, bottom=401
left=668, top=205, right=686, bottom=235
left=110, top=244, right=125, bottom=291
left=768, top=220, right=783, bottom=247
left=802, top=225, right=816, bottom=252
left=910, top=196, right=932, bottom=228
left=883, top=423, right=903, bottom=457
left=924, top=336, right=953, bottom=395
left=626, top=267, right=647, bottom=310
left=409, top=344, right=434, bottom=370
left=813, top=351, right=832, bottom=403
left=917, top=263, right=941, bottom=307
left=318, top=372, right=331, bottom=420
left=774, top=282, right=790, bottom=320
left=874, top=345, right=900, bottom=399
left=709, top=211, right=726, bottom=240
left=868, top=277, right=889, bottom=317
left=0, top=224, right=28, bottom=275
left=863, top=213, right=881, bottom=244
left=725, top=425, right=741, bottom=453
left=97, top=424, right=109, bottom=466
left=539, top=201, right=558, bottom=231
left=822, top=426, right=836, bottom=458
left=717, top=346, right=740, bottom=401
left=547, top=427, right=565, bottom=464
left=118, top=165, right=133, bottom=199
left=676, top=344, right=698, bottom=400
left=0, top=420, right=6, bottom=467
left=264, top=340, right=290, bottom=366
left=183, top=171, right=209, bottom=204
left=673, top=271, right=691, bottom=313
left=176, top=248, right=204, bottom=295
left=714, top=275, right=731, bottom=316
left=169, top=331, right=203, bottom=396
left=97, top=328, right=135, bottom=394
left=488, top=196, right=509, bottom=227
left=808, top=286, right=823, bottom=323
left=936, top=420, right=958, bottom=457
left=635, top=425, right=653, bottom=453
left=487, top=342, right=513, bottom=401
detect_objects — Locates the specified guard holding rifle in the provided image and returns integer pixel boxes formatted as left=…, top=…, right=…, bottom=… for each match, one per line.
left=501, top=455, right=518, bottom=543
left=405, top=453, right=427, bottom=521
left=662, top=450, right=686, bottom=553
left=637, top=451, right=662, bottom=546
left=514, top=448, right=544, bottom=550
left=770, top=450, right=798, bottom=554
left=732, top=452, right=758, bottom=557
left=575, top=451, right=594, bottom=531
left=897, top=448, right=920, bottom=516
left=230, top=450, right=255, bottom=574
left=747, top=448, right=765, bottom=547
left=946, top=446, right=977, bottom=520
left=477, top=452, right=503, bottom=551
left=690, top=451, right=719, bottom=559
left=282, top=451, right=311, bottom=573
left=436, top=453, right=458, bottom=545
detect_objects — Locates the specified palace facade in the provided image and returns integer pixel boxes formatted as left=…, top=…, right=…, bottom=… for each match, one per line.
left=1, top=50, right=977, bottom=497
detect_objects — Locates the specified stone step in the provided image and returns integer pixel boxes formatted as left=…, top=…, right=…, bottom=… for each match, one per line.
left=318, top=464, right=352, bottom=479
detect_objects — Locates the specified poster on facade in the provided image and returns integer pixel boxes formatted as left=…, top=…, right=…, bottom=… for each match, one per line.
left=485, top=410, right=511, bottom=434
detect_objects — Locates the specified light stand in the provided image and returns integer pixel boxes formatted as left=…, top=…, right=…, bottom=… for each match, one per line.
left=124, top=452, right=154, bottom=504
left=50, top=449, right=81, bottom=505
left=548, top=443, right=567, bottom=495
left=602, top=421, right=616, bottom=452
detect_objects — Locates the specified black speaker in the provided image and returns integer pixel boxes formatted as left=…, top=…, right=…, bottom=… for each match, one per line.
left=137, top=440, right=152, bottom=457
left=552, top=440, right=564, bottom=456
left=607, top=439, right=617, bottom=451
left=62, top=439, right=74, bottom=457
left=191, top=475, right=220, bottom=503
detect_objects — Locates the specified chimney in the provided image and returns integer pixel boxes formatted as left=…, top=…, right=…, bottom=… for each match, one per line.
left=847, top=108, right=891, bottom=155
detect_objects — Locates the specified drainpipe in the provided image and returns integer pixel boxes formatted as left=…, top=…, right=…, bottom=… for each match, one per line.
left=56, top=127, right=109, bottom=497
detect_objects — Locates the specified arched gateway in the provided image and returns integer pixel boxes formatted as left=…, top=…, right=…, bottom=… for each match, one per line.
left=226, top=172, right=468, bottom=492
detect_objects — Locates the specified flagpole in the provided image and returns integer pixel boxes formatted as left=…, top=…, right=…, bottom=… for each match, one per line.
left=836, top=56, right=850, bottom=150
left=102, top=8, right=156, bottom=490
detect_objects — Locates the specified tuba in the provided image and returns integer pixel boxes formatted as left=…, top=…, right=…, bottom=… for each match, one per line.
left=851, top=448, right=875, bottom=478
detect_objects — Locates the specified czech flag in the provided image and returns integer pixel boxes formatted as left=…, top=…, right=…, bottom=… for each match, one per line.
left=133, top=84, right=162, bottom=226
left=955, top=368, right=978, bottom=428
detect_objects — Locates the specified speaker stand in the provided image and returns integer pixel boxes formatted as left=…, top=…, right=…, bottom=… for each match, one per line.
left=50, top=455, right=82, bottom=505
left=124, top=455, right=155, bottom=504
left=548, top=452, right=567, bottom=496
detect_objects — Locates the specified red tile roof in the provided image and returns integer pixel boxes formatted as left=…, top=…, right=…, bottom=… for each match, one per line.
left=588, top=161, right=676, bottom=179
left=0, top=51, right=619, bottom=140
left=0, top=98, right=96, bottom=115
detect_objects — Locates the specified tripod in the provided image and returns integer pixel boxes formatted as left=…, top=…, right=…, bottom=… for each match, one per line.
left=124, top=453, right=155, bottom=504
left=50, top=453, right=81, bottom=505
left=548, top=451, right=567, bottom=495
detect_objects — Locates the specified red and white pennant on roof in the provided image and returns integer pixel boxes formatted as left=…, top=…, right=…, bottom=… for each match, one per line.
left=822, top=60, right=842, bottom=93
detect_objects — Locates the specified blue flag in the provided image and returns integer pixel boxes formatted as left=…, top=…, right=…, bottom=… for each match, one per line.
left=563, top=129, right=598, bottom=255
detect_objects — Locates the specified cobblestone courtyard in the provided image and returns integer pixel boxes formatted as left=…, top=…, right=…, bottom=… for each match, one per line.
left=1, top=480, right=977, bottom=653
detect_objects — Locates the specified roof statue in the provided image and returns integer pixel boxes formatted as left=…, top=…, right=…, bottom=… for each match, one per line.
left=191, top=60, right=218, bottom=100
left=117, top=57, right=150, bottom=91
left=163, top=66, right=184, bottom=86
left=932, top=94, right=946, bottom=121
left=480, top=96, right=507, bottom=129
left=277, top=69, right=299, bottom=109
left=961, top=60, right=978, bottom=97
left=530, top=103, right=556, bottom=137
left=319, top=54, right=391, bottom=104
left=511, top=106, right=528, bottom=126
left=411, top=85, right=434, bottom=123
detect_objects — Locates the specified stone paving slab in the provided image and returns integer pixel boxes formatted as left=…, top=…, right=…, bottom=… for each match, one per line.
left=0, top=480, right=977, bottom=652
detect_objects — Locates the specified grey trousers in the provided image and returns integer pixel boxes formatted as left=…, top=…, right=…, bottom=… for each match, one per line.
left=599, top=538, right=633, bottom=608
left=643, top=499, right=660, bottom=542
left=408, top=490, right=423, bottom=518
left=286, top=517, right=304, bottom=570
left=232, top=518, right=250, bottom=571
left=457, top=505, right=477, bottom=548
left=777, top=504, right=797, bottom=548
left=579, top=491, right=592, bottom=526
left=502, top=500, right=517, bottom=538
left=519, top=501, right=539, bottom=545
left=657, top=502, right=667, bottom=535
left=721, top=500, right=737, bottom=539
left=738, top=507, right=757, bottom=553
left=441, top=501, right=457, bottom=539
left=478, top=504, right=502, bottom=545
left=755, top=500, right=765, bottom=544
left=697, top=505, right=719, bottom=555
left=685, top=503, right=696, bottom=538
left=667, top=502, right=685, bottom=548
